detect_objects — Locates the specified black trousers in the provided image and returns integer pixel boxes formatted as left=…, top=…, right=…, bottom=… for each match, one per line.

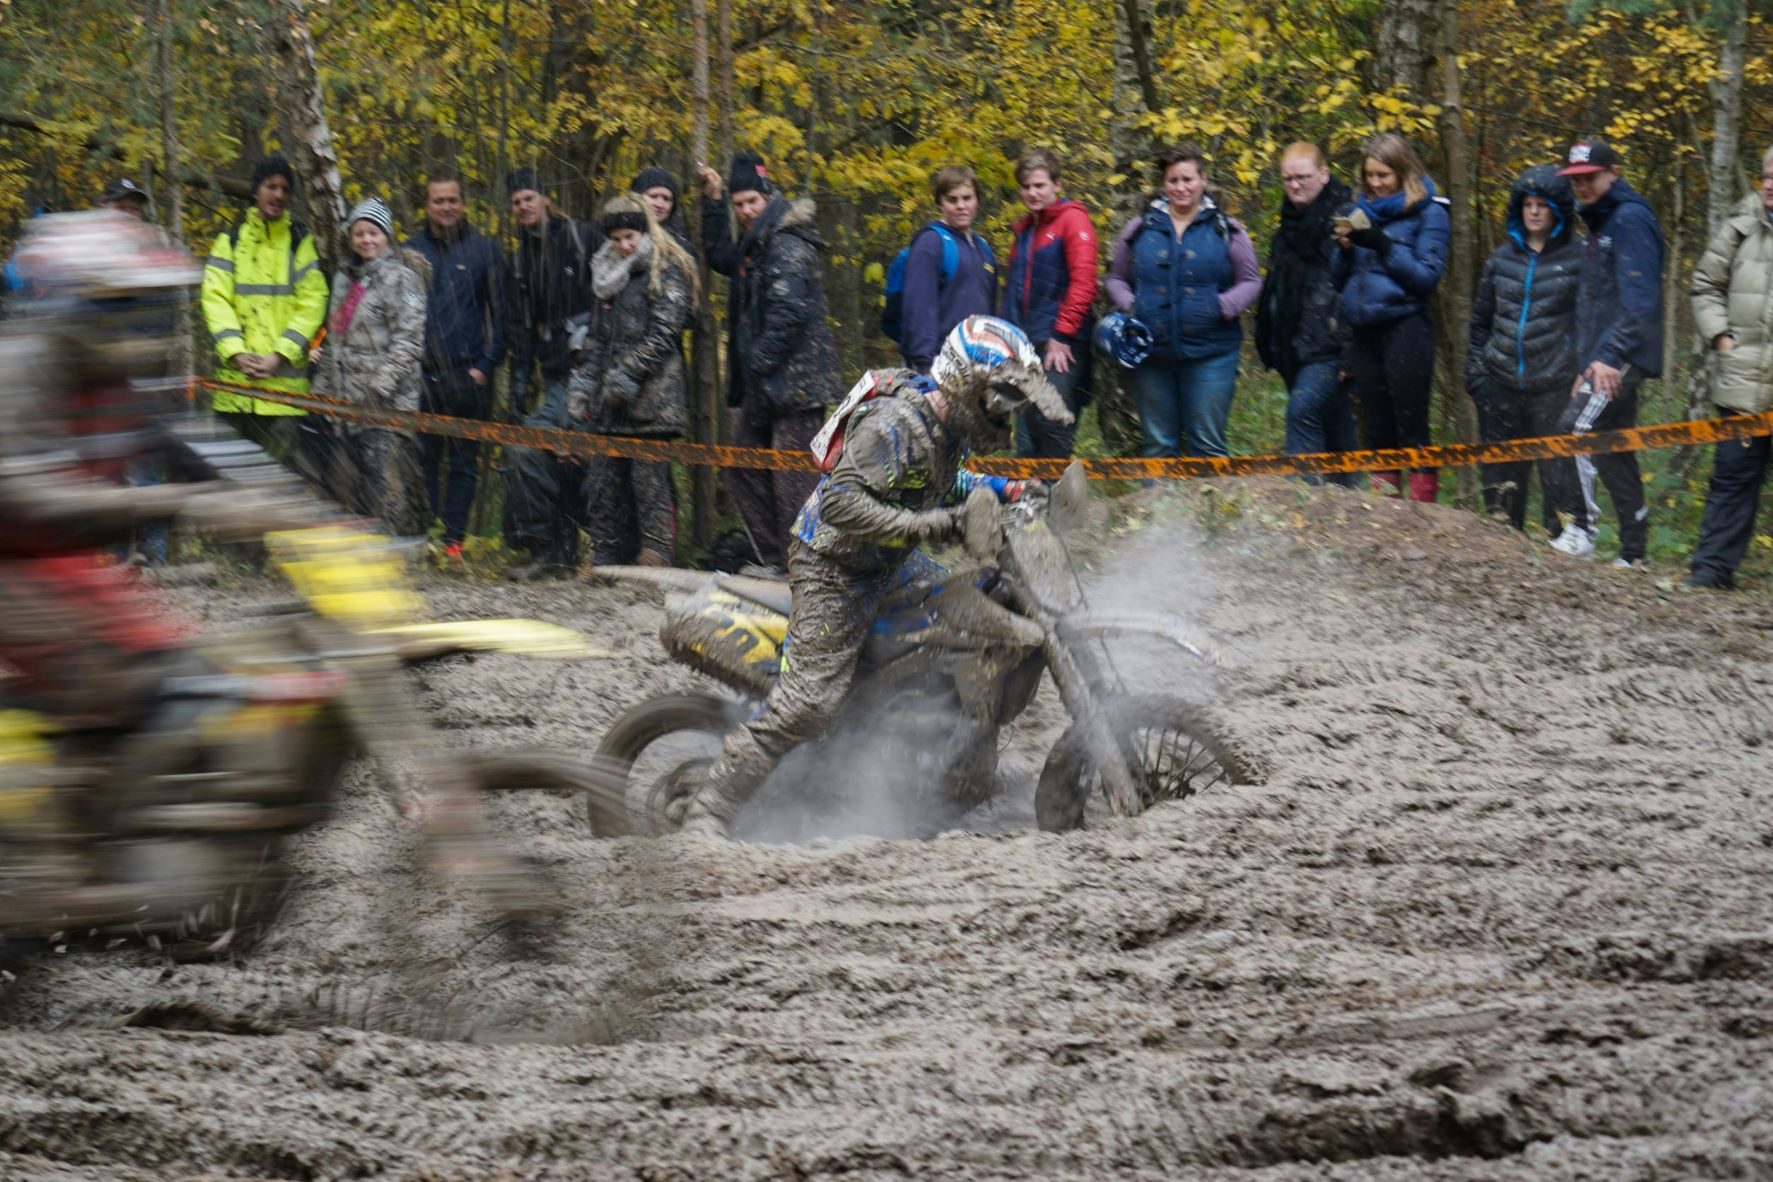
left=1347, top=312, right=1437, bottom=451
left=421, top=368, right=491, bottom=544
left=1471, top=381, right=1585, bottom=533
left=1690, top=410, right=1770, bottom=583
left=501, top=379, right=582, bottom=565
left=727, top=405, right=824, bottom=569
left=1559, top=372, right=1648, bottom=561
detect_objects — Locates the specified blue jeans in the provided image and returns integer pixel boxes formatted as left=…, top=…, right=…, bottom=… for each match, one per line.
left=1283, top=361, right=1357, bottom=487
left=1130, top=351, right=1240, bottom=458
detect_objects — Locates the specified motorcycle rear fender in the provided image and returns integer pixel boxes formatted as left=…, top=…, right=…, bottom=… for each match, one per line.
left=1064, top=613, right=1218, bottom=665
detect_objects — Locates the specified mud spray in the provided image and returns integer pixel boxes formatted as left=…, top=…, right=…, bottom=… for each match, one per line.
left=5, top=485, right=1773, bottom=1179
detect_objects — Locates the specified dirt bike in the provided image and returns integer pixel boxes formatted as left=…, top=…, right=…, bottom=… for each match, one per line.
left=595, top=462, right=1252, bottom=837
left=0, top=526, right=623, bottom=964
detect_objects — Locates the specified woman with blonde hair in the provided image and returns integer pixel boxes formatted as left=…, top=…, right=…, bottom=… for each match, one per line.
left=566, top=194, right=696, bottom=568
left=1332, top=132, right=1450, bottom=501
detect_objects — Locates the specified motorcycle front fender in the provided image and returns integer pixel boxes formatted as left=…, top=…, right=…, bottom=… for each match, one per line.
left=370, top=620, right=610, bottom=664
left=1063, top=613, right=1218, bottom=665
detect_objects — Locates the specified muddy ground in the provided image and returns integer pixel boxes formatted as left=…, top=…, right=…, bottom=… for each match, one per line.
left=4, top=480, right=1773, bottom=1180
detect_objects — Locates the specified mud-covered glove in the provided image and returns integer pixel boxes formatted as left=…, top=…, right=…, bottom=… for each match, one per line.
left=959, top=485, right=1001, bottom=563
left=565, top=320, right=592, bottom=364
left=506, top=373, right=531, bottom=423
left=1349, top=223, right=1391, bottom=252
left=602, top=368, right=641, bottom=413
left=565, top=386, right=592, bottom=422
left=901, top=507, right=966, bottom=545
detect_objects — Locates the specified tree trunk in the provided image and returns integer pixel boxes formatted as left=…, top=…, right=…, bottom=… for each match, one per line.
left=1433, top=0, right=1478, bottom=506
left=1110, top=0, right=1157, bottom=218
left=155, top=0, right=192, bottom=377
left=1706, top=3, right=1748, bottom=237
left=689, top=0, right=719, bottom=548
left=270, top=0, right=346, bottom=270
left=1373, top=0, right=1440, bottom=99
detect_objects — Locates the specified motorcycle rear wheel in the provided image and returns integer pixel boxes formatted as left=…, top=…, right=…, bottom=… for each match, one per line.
left=1034, top=695, right=1251, bottom=833
left=592, top=693, right=747, bottom=835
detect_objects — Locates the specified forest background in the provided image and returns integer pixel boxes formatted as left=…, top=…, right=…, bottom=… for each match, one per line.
left=0, top=0, right=1767, bottom=569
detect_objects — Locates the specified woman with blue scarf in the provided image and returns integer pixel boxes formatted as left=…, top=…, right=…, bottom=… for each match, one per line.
left=1332, top=133, right=1450, bottom=502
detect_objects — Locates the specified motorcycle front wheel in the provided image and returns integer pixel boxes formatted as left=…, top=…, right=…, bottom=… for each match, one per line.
left=1034, top=694, right=1252, bottom=833
left=592, top=693, right=748, bottom=835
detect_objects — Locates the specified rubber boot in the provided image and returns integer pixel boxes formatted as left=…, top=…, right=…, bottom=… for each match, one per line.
left=1408, top=469, right=1440, bottom=504
left=1369, top=471, right=1402, bottom=496
left=678, top=729, right=775, bottom=839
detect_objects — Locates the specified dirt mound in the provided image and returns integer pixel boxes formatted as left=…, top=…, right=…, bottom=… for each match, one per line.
left=4, top=482, right=1772, bottom=1179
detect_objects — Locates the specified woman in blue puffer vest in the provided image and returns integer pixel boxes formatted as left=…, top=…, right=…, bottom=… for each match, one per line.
left=1106, top=144, right=1262, bottom=458
left=1331, top=132, right=1450, bottom=501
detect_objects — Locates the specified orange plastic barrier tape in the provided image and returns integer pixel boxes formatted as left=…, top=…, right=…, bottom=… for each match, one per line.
left=191, top=377, right=1773, bottom=481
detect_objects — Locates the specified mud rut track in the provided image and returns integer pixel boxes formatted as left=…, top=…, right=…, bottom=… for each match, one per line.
left=4, top=481, right=1773, bottom=1180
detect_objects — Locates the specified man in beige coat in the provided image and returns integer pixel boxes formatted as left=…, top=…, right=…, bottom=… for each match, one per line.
left=1688, top=146, right=1773, bottom=590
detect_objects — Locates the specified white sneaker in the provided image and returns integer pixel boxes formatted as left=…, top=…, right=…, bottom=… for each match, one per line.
left=1611, top=557, right=1646, bottom=570
left=1549, top=525, right=1597, bottom=559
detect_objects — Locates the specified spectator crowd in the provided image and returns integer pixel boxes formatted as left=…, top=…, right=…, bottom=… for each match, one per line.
left=60, top=129, right=1773, bottom=590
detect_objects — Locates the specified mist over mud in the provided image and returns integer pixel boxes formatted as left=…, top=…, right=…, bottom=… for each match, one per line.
left=4, top=480, right=1773, bottom=1179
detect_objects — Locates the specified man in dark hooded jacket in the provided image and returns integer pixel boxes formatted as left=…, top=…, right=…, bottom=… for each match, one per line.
left=500, top=168, right=597, bottom=579
left=1466, top=165, right=1586, bottom=536
left=697, top=152, right=842, bottom=573
left=676, top=316, right=1072, bottom=839
left=1557, top=139, right=1665, bottom=568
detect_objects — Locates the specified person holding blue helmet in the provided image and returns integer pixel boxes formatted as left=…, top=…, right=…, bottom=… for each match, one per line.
left=678, top=315, right=1071, bottom=838
left=1106, top=144, right=1261, bottom=459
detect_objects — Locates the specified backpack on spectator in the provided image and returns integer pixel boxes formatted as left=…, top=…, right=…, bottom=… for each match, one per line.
left=880, top=223, right=994, bottom=343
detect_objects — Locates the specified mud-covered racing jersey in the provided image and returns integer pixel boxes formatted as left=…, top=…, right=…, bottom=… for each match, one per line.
left=793, top=368, right=1014, bottom=573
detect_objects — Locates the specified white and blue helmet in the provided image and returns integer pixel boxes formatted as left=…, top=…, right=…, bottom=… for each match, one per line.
left=930, top=315, right=1071, bottom=449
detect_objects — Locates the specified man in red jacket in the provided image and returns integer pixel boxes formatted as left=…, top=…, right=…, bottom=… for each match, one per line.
left=1000, top=149, right=1099, bottom=458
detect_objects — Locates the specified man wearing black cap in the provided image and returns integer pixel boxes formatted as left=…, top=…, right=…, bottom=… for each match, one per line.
left=99, top=178, right=151, bottom=220
left=1555, top=138, right=1665, bottom=569
left=500, top=167, right=596, bottom=579
left=198, top=153, right=331, bottom=487
left=696, top=152, right=842, bottom=574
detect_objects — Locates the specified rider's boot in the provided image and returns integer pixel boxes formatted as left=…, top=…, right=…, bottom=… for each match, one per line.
left=678, top=729, right=775, bottom=839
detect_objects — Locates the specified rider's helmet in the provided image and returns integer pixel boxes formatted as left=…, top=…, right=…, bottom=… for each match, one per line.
left=1094, top=311, right=1154, bottom=369
left=8, top=209, right=200, bottom=384
left=930, top=315, right=1073, bottom=453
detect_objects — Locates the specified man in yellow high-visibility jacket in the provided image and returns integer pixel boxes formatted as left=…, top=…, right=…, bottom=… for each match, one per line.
left=199, top=155, right=331, bottom=483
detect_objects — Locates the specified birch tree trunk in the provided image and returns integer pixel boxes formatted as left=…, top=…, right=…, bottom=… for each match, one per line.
left=689, top=0, right=719, bottom=546
left=270, top=0, right=346, bottom=270
left=155, top=0, right=192, bottom=376
left=1373, top=0, right=1439, bottom=98
left=1435, top=0, right=1479, bottom=505
left=1706, top=3, right=1748, bottom=237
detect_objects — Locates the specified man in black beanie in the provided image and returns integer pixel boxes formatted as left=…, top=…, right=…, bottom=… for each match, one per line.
left=501, top=167, right=597, bottom=579
left=695, top=152, right=842, bottom=575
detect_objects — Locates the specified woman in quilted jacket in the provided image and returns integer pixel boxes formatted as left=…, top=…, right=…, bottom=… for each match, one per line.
left=567, top=194, right=696, bottom=568
left=313, top=196, right=429, bottom=535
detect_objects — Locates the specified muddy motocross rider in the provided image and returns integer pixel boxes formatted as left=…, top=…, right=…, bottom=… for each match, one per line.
left=678, top=316, right=1073, bottom=838
left=0, top=211, right=316, bottom=729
